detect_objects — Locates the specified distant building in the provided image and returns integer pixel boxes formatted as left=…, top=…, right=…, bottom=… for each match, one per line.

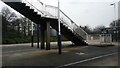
left=101, top=2, right=120, bottom=42
left=101, top=26, right=120, bottom=41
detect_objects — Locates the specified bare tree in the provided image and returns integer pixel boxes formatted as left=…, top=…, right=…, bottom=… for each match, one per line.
left=110, top=20, right=120, bottom=27
left=2, top=7, right=18, bottom=30
left=93, top=25, right=105, bottom=34
left=80, top=25, right=92, bottom=34
left=2, top=7, right=17, bottom=22
left=2, top=6, right=35, bottom=36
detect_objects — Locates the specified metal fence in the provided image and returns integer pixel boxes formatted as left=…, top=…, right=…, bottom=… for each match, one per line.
left=87, top=34, right=112, bottom=45
left=100, top=34, right=112, bottom=45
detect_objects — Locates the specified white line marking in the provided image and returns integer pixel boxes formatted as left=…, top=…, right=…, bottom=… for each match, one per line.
left=56, top=52, right=117, bottom=68
left=76, top=52, right=85, bottom=55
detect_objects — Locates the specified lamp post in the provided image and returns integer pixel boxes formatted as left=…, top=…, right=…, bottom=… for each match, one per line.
left=58, top=0, right=62, bottom=54
left=110, top=3, right=116, bottom=27
left=110, top=3, right=118, bottom=41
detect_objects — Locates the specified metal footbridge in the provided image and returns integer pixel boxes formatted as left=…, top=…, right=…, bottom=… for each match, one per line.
left=2, top=0, right=88, bottom=50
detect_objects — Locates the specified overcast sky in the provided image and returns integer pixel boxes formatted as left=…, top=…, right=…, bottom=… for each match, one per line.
left=40, top=0, right=119, bottom=28
left=0, top=0, right=120, bottom=28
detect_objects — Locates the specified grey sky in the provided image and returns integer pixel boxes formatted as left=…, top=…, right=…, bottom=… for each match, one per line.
left=0, top=0, right=120, bottom=28
left=41, top=0, right=119, bottom=28
left=118, top=1, right=120, bottom=19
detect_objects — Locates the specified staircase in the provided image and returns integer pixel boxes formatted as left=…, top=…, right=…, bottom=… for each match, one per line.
left=2, top=0, right=88, bottom=45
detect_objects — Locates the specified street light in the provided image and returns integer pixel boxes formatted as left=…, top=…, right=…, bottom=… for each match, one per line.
left=110, top=3, right=118, bottom=42
left=58, top=0, right=62, bottom=54
left=110, top=3, right=117, bottom=27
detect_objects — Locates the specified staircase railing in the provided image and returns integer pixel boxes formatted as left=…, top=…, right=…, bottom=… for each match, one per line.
left=5, top=0, right=88, bottom=40
left=45, top=4, right=88, bottom=40
left=22, top=0, right=44, bottom=16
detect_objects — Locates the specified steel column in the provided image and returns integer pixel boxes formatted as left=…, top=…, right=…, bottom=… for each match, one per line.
left=37, top=24, right=40, bottom=48
left=40, top=25, right=45, bottom=49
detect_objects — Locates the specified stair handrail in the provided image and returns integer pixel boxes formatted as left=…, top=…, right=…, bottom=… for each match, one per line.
left=45, top=4, right=88, bottom=40
left=61, top=11, right=88, bottom=40
left=22, top=0, right=46, bottom=16
left=60, top=10, right=88, bottom=35
left=24, top=0, right=88, bottom=39
left=22, top=0, right=59, bottom=18
left=45, top=5, right=73, bottom=28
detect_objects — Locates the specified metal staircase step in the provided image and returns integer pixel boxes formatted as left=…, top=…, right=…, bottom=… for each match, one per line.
left=29, top=9, right=34, bottom=12
left=25, top=6, right=30, bottom=9
left=20, top=3, right=26, bottom=6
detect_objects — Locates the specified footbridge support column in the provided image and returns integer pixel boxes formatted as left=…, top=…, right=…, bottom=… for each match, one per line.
left=40, top=25, right=45, bottom=49
left=46, top=22, right=51, bottom=50
left=31, top=22, right=34, bottom=47
left=37, top=24, right=40, bottom=48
